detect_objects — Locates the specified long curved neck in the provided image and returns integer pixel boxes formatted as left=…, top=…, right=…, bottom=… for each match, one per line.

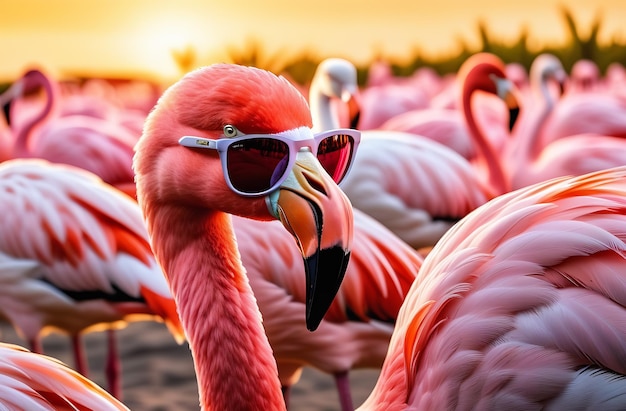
left=517, top=75, right=557, bottom=162
left=462, top=89, right=509, bottom=195
left=13, top=74, right=56, bottom=157
left=309, top=78, right=339, bottom=132
left=152, top=206, right=285, bottom=410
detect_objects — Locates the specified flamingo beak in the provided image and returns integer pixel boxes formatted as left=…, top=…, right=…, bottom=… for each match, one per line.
left=0, top=80, right=23, bottom=126
left=266, top=151, right=354, bottom=331
left=501, top=85, right=520, bottom=132
left=506, top=97, right=520, bottom=132
left=345, top=91, right=361, bottom=130
left=492, top=75, right=521, bottom=132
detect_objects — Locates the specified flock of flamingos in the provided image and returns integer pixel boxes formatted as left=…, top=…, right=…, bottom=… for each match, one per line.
left=1, top=50, right=626, bottom=410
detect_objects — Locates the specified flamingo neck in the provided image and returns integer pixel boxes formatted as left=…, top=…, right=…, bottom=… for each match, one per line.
left=462, top=90, right=509, bottom=195
left=507, top=76, right=558, bottom=190
left=13, top=75, right=56, bottom=157
left=309, top=81, right=338, bottom=131
left=519, top=77, right=557, bottom=162
left=153, top=207, right=285, bottom=410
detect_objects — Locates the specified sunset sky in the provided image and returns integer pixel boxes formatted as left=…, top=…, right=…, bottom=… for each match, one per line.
left=1, top=0, right=625, bottom=83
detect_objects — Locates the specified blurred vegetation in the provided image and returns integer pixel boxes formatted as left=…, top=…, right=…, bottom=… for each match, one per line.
left=176, top=6, right=625, bottom=86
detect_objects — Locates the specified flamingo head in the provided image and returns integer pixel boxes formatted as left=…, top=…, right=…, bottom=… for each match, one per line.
left=530, top=54, right=567, bottom=99
left=311, top=58, right=361, bottom=129
left=135, top=63, right=355, bottom=331
left=460, top=53, right=521, bottom=131
left=0, top=69, right=51, bottom=126
left=314, top=58, right=359, bottom=102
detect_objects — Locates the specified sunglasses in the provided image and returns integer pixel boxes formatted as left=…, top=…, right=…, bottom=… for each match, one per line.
left=179, top=125, right=361, bottom=197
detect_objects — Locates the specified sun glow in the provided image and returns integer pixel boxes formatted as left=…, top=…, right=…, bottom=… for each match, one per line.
left=1, top=0, right=625, bottom=83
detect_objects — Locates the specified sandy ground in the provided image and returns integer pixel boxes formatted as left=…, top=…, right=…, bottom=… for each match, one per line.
left=0, top=321, right=381, bottom=410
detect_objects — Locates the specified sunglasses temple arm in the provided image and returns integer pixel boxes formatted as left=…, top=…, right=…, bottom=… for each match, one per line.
left=179, top=136, right=218, bottom=149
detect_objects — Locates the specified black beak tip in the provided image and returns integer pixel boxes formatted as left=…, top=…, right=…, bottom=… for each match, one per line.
left=509, top=107, right=520, bottom=132
left=304, top=247, right=351, bottom=331
left=349, top=109, right=361, bottom=130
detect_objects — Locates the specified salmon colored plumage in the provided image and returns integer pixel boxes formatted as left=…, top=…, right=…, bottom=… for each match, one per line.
left=232, top=209, right=422, bottom=410
left=0, top=342, right=128, bottom=410
left=359, top=166, right=626, bottom=410
left=134, top=63, right=356, bottom=410
left=309, top=57, right=505, bottom=251
left=0, top=159, right=184, bottom=398
left=504, top=54, right=626, bottom=190
left=135, top=60, right=626, bottom=411
left=1, top=69, right=139, bottom=197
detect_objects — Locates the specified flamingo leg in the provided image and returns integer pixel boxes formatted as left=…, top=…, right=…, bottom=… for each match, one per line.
left=71, top=334, right=89, bottom=377
left=105, top=328, right=121, bottom=399
left=334, top=370, right=355, bottom=411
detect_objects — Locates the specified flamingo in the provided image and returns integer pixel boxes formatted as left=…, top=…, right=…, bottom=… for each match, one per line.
left=1, top=69, right=139, bottom=197
left=233, top=208, right=422, bottom=410
left=359, top=166, right=626, bottom=409
left=504, top=54, right=626, bottom=190
left=0, top=342, right=128, bottom=410
left=0, top=158, right=184, bottom=398
left=134, top=63, right=626, bottom=409
left=567, top=59, right=601, bottom=92
left=535, top=59, right=626, bottom=146
left=355, top=64, right=430, bottom=130
left=379, top=62, right=514, bottom=162
left=310, top=55, right=517, bottom=251
left=134, top=63, right=362, bottom=410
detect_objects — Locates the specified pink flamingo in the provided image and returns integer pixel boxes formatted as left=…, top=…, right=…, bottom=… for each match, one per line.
left=567, top=59, right=601, bottom=92
left=377, top=55, right=519, bottom=162
left=0, top=342, right=128, bottom=410
left=359, top=166, right=626, bottom=409
left=536, top=60, right=626, bottom=146
left=134, top=63, right=359, bottom=410
left=355, top=68, right=430, bottom=130
left=233, top=208, right=422, bottom=410
left=135, top=63, right=626, bottom=409
left=310, top=56, right=517, bottom=250
left=505, top=54, right=626, bottom=189
left=2, top=69, right=139, bottom=197
left=605, top=62, right=626, bottom=101
left=0, top=158, right=184, bottom=398
left=379, top=106, right=476, bottom=160
left=505, top=62, right=529, bottom=93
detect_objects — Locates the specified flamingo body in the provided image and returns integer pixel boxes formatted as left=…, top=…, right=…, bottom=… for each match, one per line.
left=310, top=57, right=504, bottom=250
left=359, top=166, right=626, bottom=410
left=4, top=69, right=139, bottom=195
left=0, top=158, right=183, bottom=398
left=340, top=131, right=492, bottom=249
left=0, top=342, right=128, bottom=410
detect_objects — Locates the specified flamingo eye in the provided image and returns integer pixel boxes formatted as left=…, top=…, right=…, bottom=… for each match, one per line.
left=223, top=125, right=239, bottom=137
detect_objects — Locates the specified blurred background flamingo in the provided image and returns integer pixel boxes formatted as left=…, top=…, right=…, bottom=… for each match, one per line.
left=310, top=54, right=518, bottom=253
left=0, top=159, right=184, bottom=399
left=1, top=69, right=144, bottom=197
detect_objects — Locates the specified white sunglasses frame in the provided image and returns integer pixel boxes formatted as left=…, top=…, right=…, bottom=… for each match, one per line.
left=178, top=128, right=361, bottom=197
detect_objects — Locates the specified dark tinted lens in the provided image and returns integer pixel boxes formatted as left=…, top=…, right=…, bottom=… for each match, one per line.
left=226, top=138, right=290, bottom=193
left=317, top=134, right=354, bottom=183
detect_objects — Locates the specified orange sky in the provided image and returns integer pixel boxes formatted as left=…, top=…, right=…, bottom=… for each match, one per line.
left=1, top=0, right=625, bottom=83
